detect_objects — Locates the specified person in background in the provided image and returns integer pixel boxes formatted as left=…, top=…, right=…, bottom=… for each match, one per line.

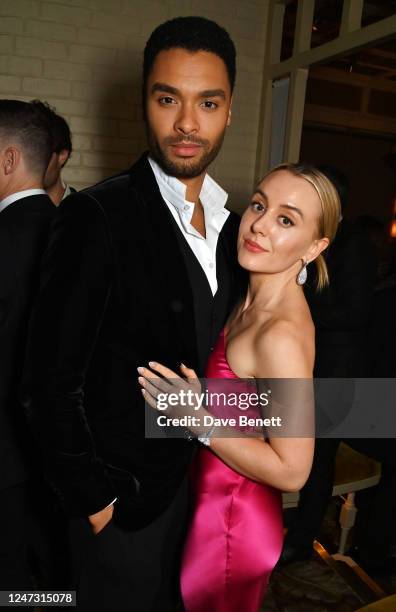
left=354, top=214, right=386, bottom=281
left=25, top=16, right=243, bottom=612
left=279, top=166, right=396, bottom=575
left=0, top=100, right=55, bottom=591
left=364, top=243, right=396, bottom=564
left=32, top=100, right=76, bottom=206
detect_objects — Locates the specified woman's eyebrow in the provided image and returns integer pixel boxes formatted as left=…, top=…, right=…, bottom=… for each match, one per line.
left=253, top=189, right=304, bottom=219
left=280, top=203, right=304, bottom=219
left=253, top=188, right=267, bottom=199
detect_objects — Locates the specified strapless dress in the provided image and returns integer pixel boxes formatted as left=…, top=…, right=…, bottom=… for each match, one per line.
left=180, top=330, right=283, bottom=612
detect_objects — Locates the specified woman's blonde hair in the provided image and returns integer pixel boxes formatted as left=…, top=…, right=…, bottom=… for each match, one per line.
left=264, top=162, right=341, bottom=290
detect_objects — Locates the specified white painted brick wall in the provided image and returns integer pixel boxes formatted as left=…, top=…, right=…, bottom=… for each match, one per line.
left=0, top=0, right=268, bottom=209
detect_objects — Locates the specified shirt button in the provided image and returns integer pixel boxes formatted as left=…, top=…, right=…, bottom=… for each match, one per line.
left=209, top=263, right=214, bottom=268
left=184, top=205, right=189, bottom=211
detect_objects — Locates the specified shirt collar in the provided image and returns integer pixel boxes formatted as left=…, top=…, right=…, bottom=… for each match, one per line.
left=0, top=188, right=47, bottom=213
left=148, top=156, right=228, bottom=214
left=62, top=183, right=71, bottom=200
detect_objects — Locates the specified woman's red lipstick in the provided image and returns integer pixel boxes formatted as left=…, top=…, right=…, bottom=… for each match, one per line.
left=244, top=239, right=268, bottom=253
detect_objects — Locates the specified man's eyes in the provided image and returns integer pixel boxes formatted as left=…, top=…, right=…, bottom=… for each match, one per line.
left=201, top=100, right=218, bottom=110
left=157, top=97, right=218, bottom=109
left=159, top=96, right=176, bottom=105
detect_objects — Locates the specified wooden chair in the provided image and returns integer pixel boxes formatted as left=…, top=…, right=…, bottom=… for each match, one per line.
left=356, top=595, right=396, bottom=611
left=283, top=442, right=381, bottom=555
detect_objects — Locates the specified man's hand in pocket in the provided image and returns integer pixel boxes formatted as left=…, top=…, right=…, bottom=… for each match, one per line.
left=88, top=503, right=114, bottom=535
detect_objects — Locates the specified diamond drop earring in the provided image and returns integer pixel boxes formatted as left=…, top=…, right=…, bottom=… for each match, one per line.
left=297, top=260, right=308, bottom=285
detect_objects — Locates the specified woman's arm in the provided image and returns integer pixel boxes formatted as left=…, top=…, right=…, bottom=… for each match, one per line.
left=138, top=323, right=315, bottom=492
left=209, top=323, right=315, bottom=491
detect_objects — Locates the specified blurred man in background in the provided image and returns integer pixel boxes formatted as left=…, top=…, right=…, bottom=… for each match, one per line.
left=32, top=100, right=76, bottom=206
left=0, top=100, right=55, bottom=590
left=279, top=166, right=396, bottom=575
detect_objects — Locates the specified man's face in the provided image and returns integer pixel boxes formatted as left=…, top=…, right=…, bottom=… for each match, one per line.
left=145, top=48, right=232, bottom=179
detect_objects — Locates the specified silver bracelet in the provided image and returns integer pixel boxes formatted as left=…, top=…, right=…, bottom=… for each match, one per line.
left=197, top=426, right=216, bottom=447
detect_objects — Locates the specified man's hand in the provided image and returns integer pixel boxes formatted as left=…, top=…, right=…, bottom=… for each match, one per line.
left=88, top=503, right=114, bottom=535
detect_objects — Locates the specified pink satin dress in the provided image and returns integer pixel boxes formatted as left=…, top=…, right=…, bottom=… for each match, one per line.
left=180, top=330, right=284, bottom=612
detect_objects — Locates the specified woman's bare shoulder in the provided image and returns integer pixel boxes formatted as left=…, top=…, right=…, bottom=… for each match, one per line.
left=252, top=317, right=314, bottom=378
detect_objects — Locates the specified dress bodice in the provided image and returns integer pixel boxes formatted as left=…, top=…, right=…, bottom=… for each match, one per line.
left=203, top=329, right=264, bottom=431
left=205, top=329, right=238, bottom=379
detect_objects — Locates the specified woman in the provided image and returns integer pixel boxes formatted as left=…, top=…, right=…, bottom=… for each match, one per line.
left=138, top=163, right=340, bottom=611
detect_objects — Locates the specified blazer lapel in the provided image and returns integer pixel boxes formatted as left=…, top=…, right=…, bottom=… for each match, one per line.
left=128, top=155, right=199, bottom=368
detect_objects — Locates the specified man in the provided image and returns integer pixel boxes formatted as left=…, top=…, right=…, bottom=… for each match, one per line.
left=32, top=100, right=76, bottom=206
left=27, top=17, right=243, bottom=611
left=0, top=100, right=55, bottom=590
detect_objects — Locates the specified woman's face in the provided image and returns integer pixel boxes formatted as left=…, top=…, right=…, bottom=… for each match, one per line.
left=238, top=170, right=328, bottom=275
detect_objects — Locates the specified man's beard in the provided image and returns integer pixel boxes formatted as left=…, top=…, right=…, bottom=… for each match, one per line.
left=147, top=128, right=226, bottom=179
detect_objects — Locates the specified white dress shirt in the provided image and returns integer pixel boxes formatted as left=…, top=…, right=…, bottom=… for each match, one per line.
left=148, top=157, right=230, bottom=295
left=62, top=182, right=72, bottom=201
left=0, top=188, right=47, bottom=214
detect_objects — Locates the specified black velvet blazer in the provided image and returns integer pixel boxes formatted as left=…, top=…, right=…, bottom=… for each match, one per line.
left=27, top=154, right=242, bottom=528
left=0, top=193, right=55, bottom=491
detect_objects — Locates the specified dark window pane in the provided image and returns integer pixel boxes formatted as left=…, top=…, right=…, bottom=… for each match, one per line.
left=306, top=79, right=362, bottom=111
left=369, top=89, right=396, bottom=117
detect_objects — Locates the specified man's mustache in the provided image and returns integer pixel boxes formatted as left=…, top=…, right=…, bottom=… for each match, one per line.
left=163, top=135, right=209, bottom=147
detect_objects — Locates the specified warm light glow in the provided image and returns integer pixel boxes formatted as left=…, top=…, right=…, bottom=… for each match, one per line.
left=391, top=199, right=396, bottom=239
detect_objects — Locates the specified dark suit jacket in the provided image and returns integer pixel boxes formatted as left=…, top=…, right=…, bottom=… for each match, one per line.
left=367, top=282, right=396, bottom=377
left=27, top=155, right=242, bottom=528
left=305, top=219, right=376, bottom=377
left=0, top=193, right=55, bottom=491
left=304, top=220, right=377, bottom=435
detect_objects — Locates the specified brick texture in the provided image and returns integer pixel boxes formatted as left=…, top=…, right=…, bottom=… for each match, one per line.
left=0, top=0, right=267, bottom=202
